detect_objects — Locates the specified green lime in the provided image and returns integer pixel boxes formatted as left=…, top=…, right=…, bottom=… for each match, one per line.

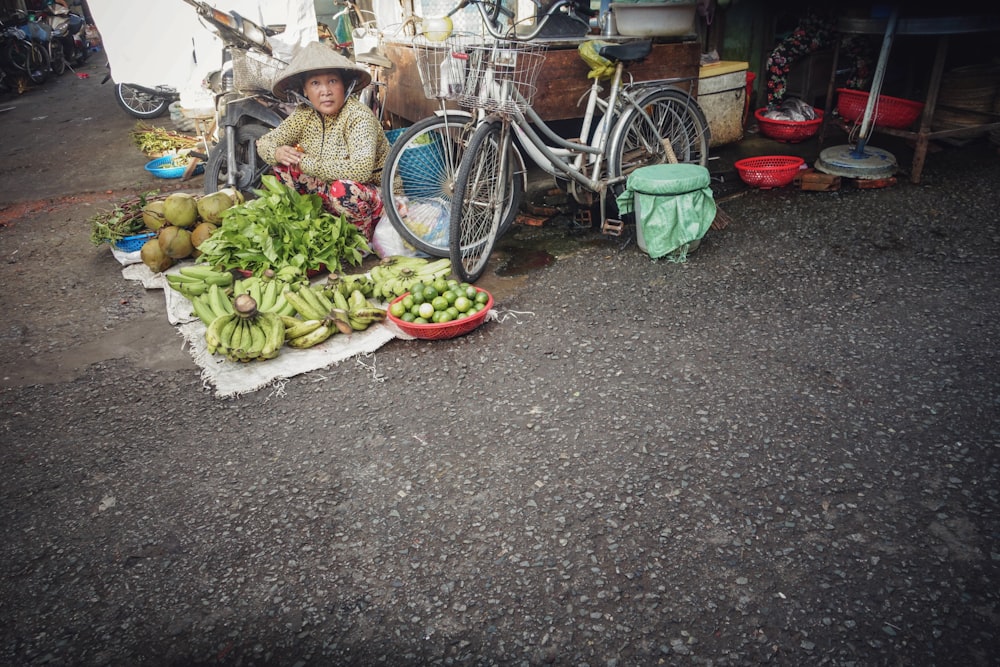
left=389, top=301, right=407, bottom=318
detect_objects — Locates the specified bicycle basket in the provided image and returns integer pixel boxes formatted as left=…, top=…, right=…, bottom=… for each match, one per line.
left=409, top=33, right=477, bottom=101
left=231, top=48, right=287, bottom=93
left=458, top=39, right=548, bottom=114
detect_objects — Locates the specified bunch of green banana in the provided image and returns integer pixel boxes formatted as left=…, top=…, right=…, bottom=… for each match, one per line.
left=335, top=288, right=388, bottom=333
left=282, top=284, right=336, bottom=321
left=273, top=265, right=310, bottom=289
left=368, top=256, right=452, bottom=301
left=279, top=314, right=335, bottom=349
left=233, top=275, right=297, bottom=317
left=189, top=282, right=235, bottom=326
left=279, top=285, right=387, bottom=349
left=325, top=272, right=376, bottom=300
left=165, top=264, right=234, bottom=299
left=205, top=294, right=285, bottom=362
left=279, top=284, right=339, bottom=349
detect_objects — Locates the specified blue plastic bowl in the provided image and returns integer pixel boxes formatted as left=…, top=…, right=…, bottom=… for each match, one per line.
left=144, top=155, right=204, bottom=179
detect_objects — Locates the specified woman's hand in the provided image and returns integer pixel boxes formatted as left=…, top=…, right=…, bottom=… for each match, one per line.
left=275, top=144, right=305, bottom=167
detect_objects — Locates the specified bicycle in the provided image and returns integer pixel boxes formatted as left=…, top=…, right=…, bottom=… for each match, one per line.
left=379, top=0, right=594, bottom=259
left=449, top=37, right=709, bottom=281
left=379, top=0, right=709, bottom=280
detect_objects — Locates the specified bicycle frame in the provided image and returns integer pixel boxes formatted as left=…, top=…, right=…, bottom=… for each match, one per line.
left=481, top=50, right=699, bottom=206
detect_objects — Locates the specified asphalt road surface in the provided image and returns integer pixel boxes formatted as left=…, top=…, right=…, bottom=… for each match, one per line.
left=2, top=58, right=1000, bottom=666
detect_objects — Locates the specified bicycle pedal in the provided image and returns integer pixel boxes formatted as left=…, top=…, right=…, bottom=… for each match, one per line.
left=601, top=218, right=624, bottom=236
left=574, top=208, right=593, bottom=228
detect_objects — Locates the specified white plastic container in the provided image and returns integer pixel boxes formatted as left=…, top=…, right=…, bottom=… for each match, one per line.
left=698, top=61, right=749, bottom=147
left=610, top=1, right=697, bottom=38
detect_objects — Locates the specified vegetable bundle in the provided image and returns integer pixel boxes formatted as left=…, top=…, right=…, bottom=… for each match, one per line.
left=195, top=176, right=370, bottom=275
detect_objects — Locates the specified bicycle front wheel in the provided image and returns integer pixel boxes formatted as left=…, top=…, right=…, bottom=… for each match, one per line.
left=449, top=118, right=520, bottom=283
left=607, top=87, right=710, bottom=187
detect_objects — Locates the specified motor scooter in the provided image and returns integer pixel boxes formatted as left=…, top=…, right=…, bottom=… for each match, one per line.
left=43, top=1, right=89, bottom=66
left=181, top=0, right=289, bottom=196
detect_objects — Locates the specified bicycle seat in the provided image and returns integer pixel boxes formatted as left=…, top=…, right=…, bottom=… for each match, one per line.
left=597, top=39, right=652, bottom=63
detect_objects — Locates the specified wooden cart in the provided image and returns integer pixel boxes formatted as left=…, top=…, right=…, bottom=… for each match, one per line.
left=382, top=36, right=702, bottom=124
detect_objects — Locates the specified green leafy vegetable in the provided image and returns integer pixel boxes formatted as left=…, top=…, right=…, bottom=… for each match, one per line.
left=88, top=190, right=160, bottom=246
left=195, top=176, right=370, bottom=274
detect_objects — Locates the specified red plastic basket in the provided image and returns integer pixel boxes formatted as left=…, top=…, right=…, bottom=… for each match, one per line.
left=734, top=155, right=805, bottom=189
left=755, top=107, right=824, bottom=143
left=387, top=288, right=494, bottom=340
left=836, top=88, right=924, bottom=129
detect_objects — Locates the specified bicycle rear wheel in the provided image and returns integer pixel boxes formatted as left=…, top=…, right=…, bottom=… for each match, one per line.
left=606, top=87, right=710, bottom=189
left=381, top=113, right=477, bottom=258
left=449, top=118, right=521, bottom=283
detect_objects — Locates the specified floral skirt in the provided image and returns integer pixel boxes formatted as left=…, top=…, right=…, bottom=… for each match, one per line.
left=272, top=164, right=383, bottom=241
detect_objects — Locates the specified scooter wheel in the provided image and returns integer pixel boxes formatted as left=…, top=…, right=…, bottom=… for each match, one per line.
left=115, top=82, right=169, bottom=119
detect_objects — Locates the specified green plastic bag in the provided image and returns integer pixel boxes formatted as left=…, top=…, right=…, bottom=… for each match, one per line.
left=616, top=164, right=716, bottom=261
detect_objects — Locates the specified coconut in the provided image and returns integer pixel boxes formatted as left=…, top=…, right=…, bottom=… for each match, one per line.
left=140, top=237, right=174, bottom=272
left=219, top=186, right=245, bottom=205
left=190, top=222, right=217, bottom=251
left=162, top=192, right=199, bottom=228
left=196, top=191, right=234, bottom=223
left=158, top=225, right=194, bottom=259
left=141, top=200, right=167, bottom=231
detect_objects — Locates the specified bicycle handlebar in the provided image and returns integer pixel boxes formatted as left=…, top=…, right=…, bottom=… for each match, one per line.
left=448, top=0, right=584, bottom=41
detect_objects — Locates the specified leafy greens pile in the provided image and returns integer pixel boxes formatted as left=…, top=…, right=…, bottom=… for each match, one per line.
left=195, top=176, right=369, bottom=275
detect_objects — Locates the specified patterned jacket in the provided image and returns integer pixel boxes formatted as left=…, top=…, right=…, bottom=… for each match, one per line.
left=256, top=96, right=389, bottom=185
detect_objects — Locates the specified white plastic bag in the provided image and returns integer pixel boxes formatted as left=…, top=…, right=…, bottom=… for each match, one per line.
left=371, top=213, right=429, bottom=259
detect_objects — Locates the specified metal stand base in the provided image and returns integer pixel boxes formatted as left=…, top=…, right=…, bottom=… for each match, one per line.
left=815, top=144, right=898, bottom=180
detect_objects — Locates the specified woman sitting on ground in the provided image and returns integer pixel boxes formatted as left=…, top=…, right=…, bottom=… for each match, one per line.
left=257, top=41, right=390, bottom=241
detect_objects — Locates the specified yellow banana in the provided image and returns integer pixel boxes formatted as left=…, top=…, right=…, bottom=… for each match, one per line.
left=287, top=324, right=333, bottom=349
left=350, top=307, right=386, bottom=323
left=284, top=319, right=324, bottom=341
left=348, top=316, right=370, bottom=331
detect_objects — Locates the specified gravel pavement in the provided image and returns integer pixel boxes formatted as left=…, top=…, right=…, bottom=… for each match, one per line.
left=2, top=62, right=1000, bottom=666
